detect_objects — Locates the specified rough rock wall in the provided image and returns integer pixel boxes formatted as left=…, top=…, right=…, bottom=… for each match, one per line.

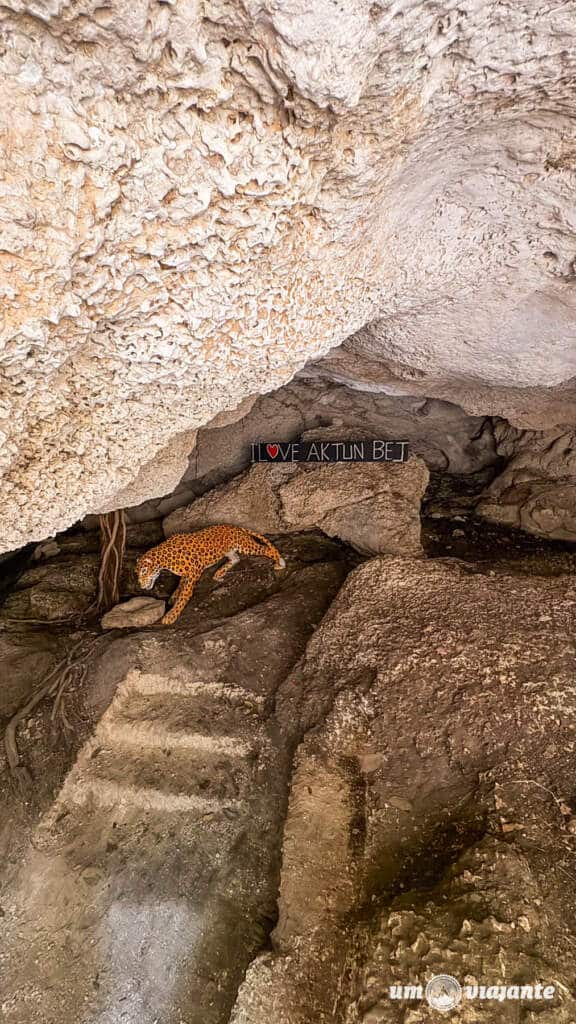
left=118, top=381, right=496, bottom=524
left=476, top=419, right=576, bottom=540
left=231, top=556, right=576, bottom=1022
left=1, top=0, right=575, bottom=551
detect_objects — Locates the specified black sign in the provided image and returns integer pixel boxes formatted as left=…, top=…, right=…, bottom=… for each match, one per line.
left=251, top=440, right=409, bottom=463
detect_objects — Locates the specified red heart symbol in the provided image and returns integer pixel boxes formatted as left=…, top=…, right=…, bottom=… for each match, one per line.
left=266, top=443, right=279, bottom=458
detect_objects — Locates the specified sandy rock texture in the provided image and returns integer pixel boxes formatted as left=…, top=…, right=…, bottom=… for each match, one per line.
left=0, top=635, right=61, bottom=718
left=164, top=448, right=429, bottom=555
left=1, top=1, right=576, bottom=551
left=345, top=837, right=575, bottom=1023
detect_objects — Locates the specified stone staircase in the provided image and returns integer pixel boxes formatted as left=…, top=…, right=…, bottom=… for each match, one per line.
left=0, top=548, right=349, bottom=1024
left=56, top=670, right=266, bottom=816
left=1, top=667, right=287, bottom=1024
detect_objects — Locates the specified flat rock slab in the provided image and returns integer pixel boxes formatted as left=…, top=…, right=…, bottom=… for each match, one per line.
left=101, top=595, right=166, bottom=628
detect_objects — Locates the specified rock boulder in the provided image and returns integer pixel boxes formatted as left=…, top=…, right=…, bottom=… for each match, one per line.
left=165, top=452, right=429, bottom=556
left=232, top=556, right=576, bottom=1022
left=100, top=596, right=166, bottom=630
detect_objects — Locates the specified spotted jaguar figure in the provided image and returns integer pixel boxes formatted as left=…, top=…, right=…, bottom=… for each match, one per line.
left=136, top=525, right=286, bottom=625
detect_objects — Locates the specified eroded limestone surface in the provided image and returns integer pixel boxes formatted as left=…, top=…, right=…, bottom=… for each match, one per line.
left=1, top=2, right=576, bottom=550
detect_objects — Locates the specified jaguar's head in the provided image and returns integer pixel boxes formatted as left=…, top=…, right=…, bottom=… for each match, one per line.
left=136, top=552, right=162, bottom=590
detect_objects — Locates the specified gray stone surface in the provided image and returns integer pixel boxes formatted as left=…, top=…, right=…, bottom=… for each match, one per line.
left=1, top=556, right=99, bottom=621
left=0, top=635, right=60, bottom=718
left=0, top=543, right=348, bottom=1024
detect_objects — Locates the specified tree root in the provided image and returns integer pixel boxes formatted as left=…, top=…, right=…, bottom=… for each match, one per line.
left=86, top=509, right=127, bottom=616
left=2, top=509, right=127, bottom=786
left=4, top=634, right=103, bottom=785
